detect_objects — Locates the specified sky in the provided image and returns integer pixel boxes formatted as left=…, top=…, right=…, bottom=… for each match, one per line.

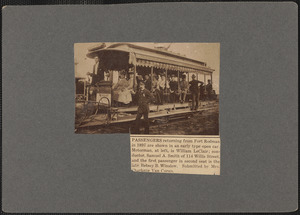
left=74, top=42, right=220, bottom=93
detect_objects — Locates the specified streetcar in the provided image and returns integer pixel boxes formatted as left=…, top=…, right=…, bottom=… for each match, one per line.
left=75, top=43, right=218, bottom=131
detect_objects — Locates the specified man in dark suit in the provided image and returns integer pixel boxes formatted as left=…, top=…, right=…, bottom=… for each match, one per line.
left=199, top=82, right=205, bottom=101
left=189, top=74, right=203, bottom=110
left=169, top=74, right=178, bottom=103
left=144, top=74, right=152, bottom=91
left=135, top=82, right=154, bottom=134
left=88, top=56, right=104, bottom=85
left=206, top=79, right=213, bottom=100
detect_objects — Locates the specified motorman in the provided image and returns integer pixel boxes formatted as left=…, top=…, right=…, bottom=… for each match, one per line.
left=135, top=82, right=154, bottom=134
left=189, top=74, right=203, bottom=110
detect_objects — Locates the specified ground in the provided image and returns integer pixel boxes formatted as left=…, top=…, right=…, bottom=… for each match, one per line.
left=76, top=105, right=219, bottom=135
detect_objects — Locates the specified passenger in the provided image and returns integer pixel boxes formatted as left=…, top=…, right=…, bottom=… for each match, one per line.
left=144, top=74, right=152, bottom=91
left=179, top=75, right=189, bottom=103
left=151, top=74, right=157, bottom=90
left=206, top=79, right=213, bottom=100
left=199, top=82, right=205, bottom=101
left=104, top=71, right=110, bottom=81
left=165, top=75, right=171, bottom=103
left=158, top=74, right=166, bottom=104
left=134, top=82, right=154, bottom=134
left=189, top=74, right=203, bottom=110
left=169, top=74, right=178, bottom=103
left=87, top=56, right=104, bottom=85
left=136, top=75, right=144, bottom=91
left=152, top=75, right=162, bottom=104
left=128, top=72, right=135, bottom=93
left=127, top=72, right=136, bottom=105
left=112, top=71, right=132, bottom=105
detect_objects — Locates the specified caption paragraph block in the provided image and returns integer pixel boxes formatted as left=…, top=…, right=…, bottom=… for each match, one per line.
left=131, top=136, right=220, bottom=175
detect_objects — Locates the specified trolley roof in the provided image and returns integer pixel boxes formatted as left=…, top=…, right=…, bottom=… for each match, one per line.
left=86, top=43, right=214, bottom=74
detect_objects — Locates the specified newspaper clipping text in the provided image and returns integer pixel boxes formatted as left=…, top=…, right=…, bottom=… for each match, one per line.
left=131, top=135, right=220, bottom=175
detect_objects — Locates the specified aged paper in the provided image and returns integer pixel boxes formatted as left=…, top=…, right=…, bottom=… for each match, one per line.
left=75, top=42, right=220, bottom=175
left=131, top=135, right=220, bottom=175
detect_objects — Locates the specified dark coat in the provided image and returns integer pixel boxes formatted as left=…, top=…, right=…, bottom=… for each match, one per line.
left=144, top=79, right=152, bottom=91
left=206, top=83, right=212, bottom=93
left=169, top=81, right=178, bottom=91
left=91, top=63, right=104, bottom=85
left=189, top=80, right=203, bottom=93
left=136, top=88, right=154, bottom=113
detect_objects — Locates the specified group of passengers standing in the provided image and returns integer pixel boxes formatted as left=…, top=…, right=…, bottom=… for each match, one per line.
left=87, top=57, right=214, bottom=111
left=108, top=70, right=214, bottom=134
left=90, top=69, right=214, bottom=111
left=131, top=73, right=213, bottom=134
left=86, top=56, right=215, bottom=134
left=114, top=72, right=213, bottom=110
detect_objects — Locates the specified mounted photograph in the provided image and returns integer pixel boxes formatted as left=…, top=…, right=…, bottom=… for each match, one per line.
left=75, top=42, right=220, bottom=135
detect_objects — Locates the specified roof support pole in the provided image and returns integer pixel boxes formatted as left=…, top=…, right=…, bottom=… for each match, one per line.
left=204, top=74, right=207, bottom=94
left=166, top=69, right=168, bottom=85
left=165, top=69, right=167, bottom=90
left=166, top=69, right=168, bottom=80
left=84, top=81, right=86, bottom=101
left=177, top=70, right=180, bottom=90
left=133, top=64, right=137, bottom=90
left=151, top=66, right=153, bottom=91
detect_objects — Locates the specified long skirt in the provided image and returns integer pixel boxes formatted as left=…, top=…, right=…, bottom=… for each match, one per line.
left=113, top=89, right=132, bottom=104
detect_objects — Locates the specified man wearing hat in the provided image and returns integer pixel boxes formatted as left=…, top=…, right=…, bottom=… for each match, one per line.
left=87, top=56, right=104, bottom=85
left=158, top=74, right=167, bottom=104
left=151, top=74, right=162, bottom=104
left=144, top=74, right=152, bottom=91
left=189, top=74, right=203, bottom=110
left=179, top=75, right=189, bottom=103
left=206, top=79, right=213, bottom=100
left=169, top=74, right=178, bottom=103
left=134, top=82, right=154, bottom=134
left=199, top=81, right=205, bottom=101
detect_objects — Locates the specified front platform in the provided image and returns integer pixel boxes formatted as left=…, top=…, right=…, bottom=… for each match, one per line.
left=75, top=100, right=218, bottom=129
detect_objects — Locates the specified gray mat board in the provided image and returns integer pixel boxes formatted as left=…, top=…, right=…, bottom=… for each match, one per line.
left=2, top=3, right=298, bottom=213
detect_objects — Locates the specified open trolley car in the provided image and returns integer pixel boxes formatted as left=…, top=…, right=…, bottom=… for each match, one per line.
left=75, top=43, right=218, bottom=131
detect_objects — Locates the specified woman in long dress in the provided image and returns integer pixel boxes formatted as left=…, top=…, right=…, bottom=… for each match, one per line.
left=128, top=72, right=135, bottom=93
left=151, top=75, right=162, bottom=104
left=112, top=71, right=132, bottom=105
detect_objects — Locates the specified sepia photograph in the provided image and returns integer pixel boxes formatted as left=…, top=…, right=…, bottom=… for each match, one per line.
left=75, top=42, right=220, bottom=135
left=3, top=2, right=298, bottom=212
